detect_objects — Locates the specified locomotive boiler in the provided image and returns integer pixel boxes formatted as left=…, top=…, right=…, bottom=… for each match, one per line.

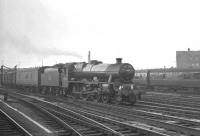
left=61, top=58, right=138, bottom=104
left=72, top=58, right=134, bottom=81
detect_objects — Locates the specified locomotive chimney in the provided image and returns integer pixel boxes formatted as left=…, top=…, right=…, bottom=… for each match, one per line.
left=116, top=58, right=122, bottom=64
left=88, top=51, right=91, bottom=63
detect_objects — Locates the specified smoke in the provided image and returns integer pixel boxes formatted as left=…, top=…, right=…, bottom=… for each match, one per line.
left=0, top=0, right=82, bottom=67
left=0, top=30, right=82, bottom=58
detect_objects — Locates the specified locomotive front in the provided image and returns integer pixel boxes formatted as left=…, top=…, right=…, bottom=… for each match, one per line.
left=109, top=58, right=137, bottom=104
left=72, top=58, right=137, bottom=104
left=106, top=58, right=135, bottom=82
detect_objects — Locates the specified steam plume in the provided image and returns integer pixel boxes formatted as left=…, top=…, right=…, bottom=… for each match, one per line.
left=0, top=0, right=82, bottom=67
left=0, top=30, right=82, bottom=58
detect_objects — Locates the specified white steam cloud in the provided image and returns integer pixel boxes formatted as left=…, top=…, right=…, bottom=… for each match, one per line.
left=0, top=0, right=82, bottom=67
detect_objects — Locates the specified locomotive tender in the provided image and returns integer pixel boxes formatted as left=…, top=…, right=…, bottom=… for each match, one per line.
left=133, top=68, right=200, bottom=92
left=0, top=58, right=140, bottom=104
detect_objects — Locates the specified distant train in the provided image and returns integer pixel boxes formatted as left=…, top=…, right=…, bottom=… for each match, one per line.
left=133, top=68, right=200, bottom=92
left=0, top=58, right=141, bottom=104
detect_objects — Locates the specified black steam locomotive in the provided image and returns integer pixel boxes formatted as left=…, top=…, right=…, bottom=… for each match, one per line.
left=1, top=58, right=141, bottom=104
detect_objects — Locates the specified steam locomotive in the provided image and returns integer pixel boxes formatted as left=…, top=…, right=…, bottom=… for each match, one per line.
left=0, top=58, right=141, bottom=104
left=133, top=68, right=200, bottom=93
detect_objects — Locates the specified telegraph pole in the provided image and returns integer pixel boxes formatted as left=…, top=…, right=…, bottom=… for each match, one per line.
left=1, top=60, right=4, bottom=66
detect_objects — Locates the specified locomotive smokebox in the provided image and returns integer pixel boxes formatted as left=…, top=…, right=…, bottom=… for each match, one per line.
left=116, top=58, right=122, bottom=64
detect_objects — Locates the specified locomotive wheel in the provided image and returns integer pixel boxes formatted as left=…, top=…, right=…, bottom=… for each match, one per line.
left=102, top=93, right=110, bottom=103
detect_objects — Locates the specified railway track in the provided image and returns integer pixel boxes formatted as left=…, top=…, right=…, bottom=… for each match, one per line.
left=1, top=88, right=200, bottom=136
left=0, top=96, right=79, bottom=136
left=8, top=92, right=172, bottom=136
left=28, top=101, right=122, bottom=136
left=0, top=108, right=32, bottom=136
left=133, top=92, right=200, bottom=120
left=32, top=100, right=168, bottom=136
left=48, top=98, right=200, bottom=136
left=135, top=101, right=200, bottom=119
left=142, top=92, right=200, bottom=108
left=7, top=94, right=124, bottom=136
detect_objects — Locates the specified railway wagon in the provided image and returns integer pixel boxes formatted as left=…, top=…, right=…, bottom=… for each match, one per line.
left=0, top=66, right=16, bottom=87
left=133, top=68, right=200, bottom=92
left=3, top=71, right=16, bottom=86
left=16, top=68, right=39, bottom=91
left=133, top=69, right=148, bottom=87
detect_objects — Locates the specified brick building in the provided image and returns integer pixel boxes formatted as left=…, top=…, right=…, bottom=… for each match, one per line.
left=176, top=49, right=200, bottom=68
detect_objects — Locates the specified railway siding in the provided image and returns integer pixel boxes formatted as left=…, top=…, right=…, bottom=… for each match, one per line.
left=0, top=107, right=32, bottom=136
left=1, top=88, right=200, bottom=136
left=8, top=91, right=197, bottom=136
left=0, top=95, right=79, bottom=136
left=59, top=100, right=200, bottom=136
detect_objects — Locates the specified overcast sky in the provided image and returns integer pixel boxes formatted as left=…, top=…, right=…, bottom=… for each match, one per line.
left=1, top=0, right=200, bottom=69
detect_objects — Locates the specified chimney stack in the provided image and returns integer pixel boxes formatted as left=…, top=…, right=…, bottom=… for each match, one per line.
left=116, top=58, right=122, bottom=64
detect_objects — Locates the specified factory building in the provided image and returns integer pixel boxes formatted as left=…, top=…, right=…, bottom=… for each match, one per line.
left=176, top=48, right=200, bottom=68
